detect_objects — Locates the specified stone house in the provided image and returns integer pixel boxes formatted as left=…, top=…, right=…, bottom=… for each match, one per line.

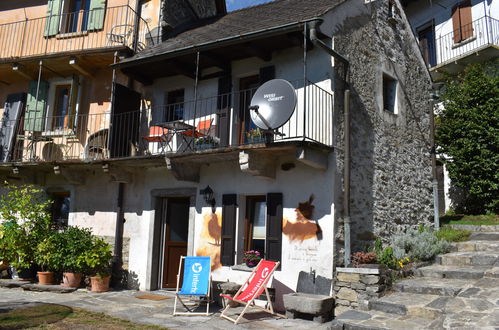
left=0, top=0, right=433, bottom=309
left=402, top=0, right=499, bottom=214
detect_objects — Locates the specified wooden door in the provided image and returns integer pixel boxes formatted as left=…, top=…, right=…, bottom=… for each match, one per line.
left=161, top=197, right=190, bottom=289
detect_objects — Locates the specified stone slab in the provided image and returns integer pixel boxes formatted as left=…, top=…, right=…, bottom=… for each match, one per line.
left=336, top=267, right=380, bottom=275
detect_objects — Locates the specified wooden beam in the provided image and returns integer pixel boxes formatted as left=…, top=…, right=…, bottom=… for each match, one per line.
left=121, top=67, right=153, bottom=85
left=200, top=70, right=227, bottom=81
left=241, top=43, right=272, bottom=62
left=169, top=60, right=196, bottom=79
left=286, top=32, right=313, bottom=51
left=69, top=57, right=93, bottom=77
left=200, top=52, right=230, bottom=71
left=12, top=63, right=34, bottom=80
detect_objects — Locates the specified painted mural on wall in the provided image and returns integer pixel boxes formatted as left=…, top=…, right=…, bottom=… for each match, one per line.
left=196, top=211, right=222, bottom=270
left=283, top=195, right=322, bottom=241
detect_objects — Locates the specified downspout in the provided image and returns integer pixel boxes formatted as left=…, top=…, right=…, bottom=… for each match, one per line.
left=112, top=182, right=125, bottom=288
left=430, top=86, right=440, bottom=230
left=308, top=20, right=351, bottom=267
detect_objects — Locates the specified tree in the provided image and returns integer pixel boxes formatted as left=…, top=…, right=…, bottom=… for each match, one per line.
left=436, top=60, right=499, bottom=214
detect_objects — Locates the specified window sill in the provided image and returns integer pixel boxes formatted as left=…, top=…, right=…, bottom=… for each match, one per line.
left=231, top=264, right=255, bottom=272
left=452, top=35, right=477, bottom=49
left=56, top=31, right=89, bottom=39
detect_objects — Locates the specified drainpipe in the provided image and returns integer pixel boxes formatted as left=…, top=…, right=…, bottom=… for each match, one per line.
left=308, top=20, right=351, bottom=266
left=112, top=182, right=125, bottom=288
left=430, top=86, right=440, bottom=230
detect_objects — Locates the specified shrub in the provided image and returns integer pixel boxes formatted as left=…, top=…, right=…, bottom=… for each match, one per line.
left=352, top=252, right=377, bottom=267
left=436, top=227, right=471, bottom=242
left=34, top=232, right=64, bottom=272
left=376, top=247, right=399, bottom=269
left=83, top=237, right=113, bottom=277
left=60, top=226, right=94, bottom=273
left=392, top=228, right=450, bottom=261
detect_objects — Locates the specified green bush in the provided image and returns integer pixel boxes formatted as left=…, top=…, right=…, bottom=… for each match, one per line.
left=376, top=246, right=399, bottom=270
left=60, top=226, right=94, bottom=273
left=34, top=232, right=65, bottom=272
left=392, top=228, right=450, bottom=261
left=436, top=227, right=471, bottom=242
left=84, top=237, right=113, bottom=277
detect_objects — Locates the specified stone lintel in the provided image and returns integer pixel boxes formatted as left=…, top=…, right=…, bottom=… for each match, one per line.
left=165, top=158, right=200, bottom=183
left=296, top=146, right=328, bottom=170
left=239, top=150, right=276, bottom=180
left=336, top=267, right=381, bottom=275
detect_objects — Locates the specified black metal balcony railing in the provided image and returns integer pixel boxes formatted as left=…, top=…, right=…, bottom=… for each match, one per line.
left=0, top=81, right=333, bottom=163
left=420, top=15, right=499, bottom=68
left=0, top=5, right=154, bottom=61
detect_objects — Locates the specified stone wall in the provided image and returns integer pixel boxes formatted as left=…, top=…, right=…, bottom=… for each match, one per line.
left=331, top=0, right=434, bottom=260
left=334, top=267, right=391, bottom=316
left=101, top=236, right=130, bottom=270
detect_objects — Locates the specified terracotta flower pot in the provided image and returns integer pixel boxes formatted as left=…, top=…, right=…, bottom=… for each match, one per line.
left=37, top=271, right=55, bottom=285
left=90, top=275, right=110, bottom=292
left=62, top=272, right=82, bottom=288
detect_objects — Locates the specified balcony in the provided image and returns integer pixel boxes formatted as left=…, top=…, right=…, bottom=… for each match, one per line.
left=0, top=5, right=154, bottom=62
left=421, top=15, right=499, bottom=80
left=0, top=80, right=333, bottom=167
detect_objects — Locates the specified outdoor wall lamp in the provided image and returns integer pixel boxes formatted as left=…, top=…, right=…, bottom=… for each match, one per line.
left=200, top=185, right=216, bottom=213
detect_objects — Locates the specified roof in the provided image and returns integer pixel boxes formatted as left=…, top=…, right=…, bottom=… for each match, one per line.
left=118, top=0, right=342, bottom=67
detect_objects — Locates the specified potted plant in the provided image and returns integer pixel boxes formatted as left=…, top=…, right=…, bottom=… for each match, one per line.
left=60, top=226, right=94, bottom=288
left=245, top=128, right=265, bottom=144
left=194, top=136, right=218, bottom=150
left=243, top=250, right=262, bottom=268
left=84, top=236, right=113, bottom=292
left=34, top=232, right=63, bottom=285
left=0, top=183, right=53, bottom=280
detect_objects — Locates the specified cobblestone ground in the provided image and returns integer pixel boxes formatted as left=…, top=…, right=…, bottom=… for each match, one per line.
left=0, top=287, right=328, bottom=329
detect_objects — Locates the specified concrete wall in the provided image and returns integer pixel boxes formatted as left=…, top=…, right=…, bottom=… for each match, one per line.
left=327, top=0, right=434, bottom=256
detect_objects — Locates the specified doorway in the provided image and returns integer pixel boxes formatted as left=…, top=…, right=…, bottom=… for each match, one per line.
left=238, top=75, right=259, bottom=144
left=417, top=23, right=436, bottom=67
left=159, top=197, right=190, bottom=289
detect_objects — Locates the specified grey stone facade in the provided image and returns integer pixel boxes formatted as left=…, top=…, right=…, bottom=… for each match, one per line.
left=331, top=0, right=434, bottom=259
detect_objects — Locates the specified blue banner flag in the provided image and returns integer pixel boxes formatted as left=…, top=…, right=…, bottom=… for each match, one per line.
left=179, top=256, right=211, bottom=296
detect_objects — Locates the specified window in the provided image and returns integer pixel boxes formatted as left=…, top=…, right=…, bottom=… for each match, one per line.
left=220, top=193, right=282, bottom=266
left=50, top=191, right=70, bottom=227
left=164, top=89, right=184, bottom=122
left=452, top=0, right=473, bottom=43
left=52, top=84, right=71, bottom=130
left=382, top=73, right=397, bottom=113
left=63, top=0, right=91, bottom=33
left=244, top=196, right=267, bottom=255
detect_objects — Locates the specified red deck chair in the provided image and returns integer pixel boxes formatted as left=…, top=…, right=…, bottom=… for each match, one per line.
left=180, top=118, right=213, bottom=137
left=219, top=260, right=285, bottom=324
left=142, top=126, right=169, bottom=152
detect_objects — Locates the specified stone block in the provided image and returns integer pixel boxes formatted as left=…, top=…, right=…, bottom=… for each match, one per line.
left=336, top=299, right=351, bottom=306
left=283, top=293, right=334, bottom=323
left=366, top=285, right=385, bottom=293
left=337, top=272, right=361, bottom=282
left=337, top=281, right=351, bottom=287
left=336, top=287, right=358, bottom=302
left=351, top=282, right=366, bottom=290
left=360, top=275, right=380, bottom=285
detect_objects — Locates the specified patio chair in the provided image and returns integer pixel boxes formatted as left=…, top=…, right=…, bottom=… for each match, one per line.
left=180, top=118, right=213, bottom=138
left=219, top=260, right=285, bottom=324
left=142, top=125, right=169, bottom=153
left=173, top=256, right=212, bottom=316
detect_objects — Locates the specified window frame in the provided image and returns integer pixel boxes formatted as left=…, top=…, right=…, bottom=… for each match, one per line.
left=44, top=76, right=81, bottom=134
left=382, top=73, right=398, bottom=114
left=244, top=195, right=267, bottom=254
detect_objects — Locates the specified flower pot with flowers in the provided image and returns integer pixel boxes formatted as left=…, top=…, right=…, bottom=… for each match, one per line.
left=194, top=136, right=218, bottom=150
left=245, top=128, right=265, bottom=144
left=243, top=250, right=262, bottom=268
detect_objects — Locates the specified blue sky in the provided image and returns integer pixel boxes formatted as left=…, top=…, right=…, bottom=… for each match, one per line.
left=226, top=0, right=275, bottom=11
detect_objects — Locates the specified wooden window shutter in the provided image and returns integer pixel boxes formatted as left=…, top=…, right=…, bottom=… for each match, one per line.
left=259, top=65, right=275, bottom=86
left=24, top=80, right=49, bottom=132
left=452, top=1, right=473, bottom=43
left=220, top=194, right=237, bottom=266
left=217, top=75, right=232, bottom=110
left=44, top=0, right=63, bottom=37
left=459, top=1, right=473, bottom=40
left=265, top=193, right=283, bottom=262
left=87, top=0, right=107, bottom=30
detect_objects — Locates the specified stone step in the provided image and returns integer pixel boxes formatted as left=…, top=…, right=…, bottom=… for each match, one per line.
left=452, top=240, right=499, bottom=252
left=436, top=251, right=498, bottom=266
left=469, top=232, right=499, bottom=241
left=393, top=277, right=470, bottom=296
left=368, top=292, right=441, bottom=318
left=449, top=224, right=499, bottom=232
left=330, top=309, right=437, bottom=330
left=415, top=264, right=490, bottom=279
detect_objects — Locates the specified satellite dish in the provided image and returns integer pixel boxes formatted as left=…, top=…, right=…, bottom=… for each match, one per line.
left=250, top=79, right=297, bottom=130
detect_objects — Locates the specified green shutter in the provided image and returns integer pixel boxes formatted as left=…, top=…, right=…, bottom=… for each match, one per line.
left=24, top=80, right=49, bottom=132
left=44, top=0, right=62, bottom=37
left=87, top=0, right=107, bottom=30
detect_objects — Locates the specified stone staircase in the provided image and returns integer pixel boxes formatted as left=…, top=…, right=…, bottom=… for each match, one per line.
left=331, top=231, right=499, bottom=329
